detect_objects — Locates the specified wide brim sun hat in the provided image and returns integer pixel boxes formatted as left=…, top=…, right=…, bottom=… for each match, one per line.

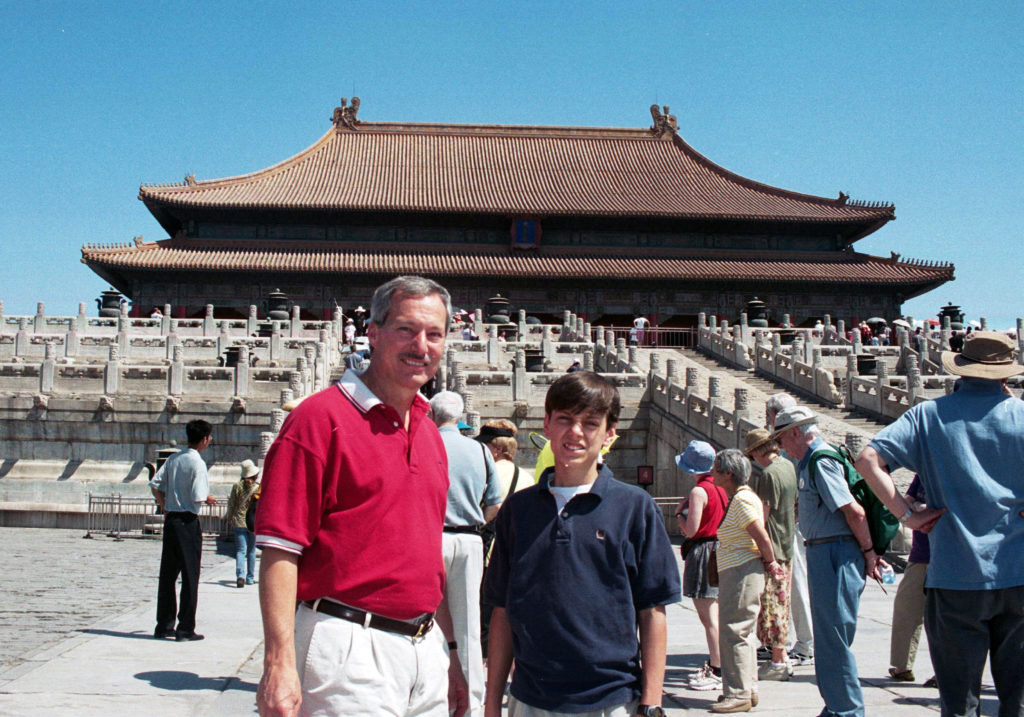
left=940, top=331, right=1024, bottom=379
left=770, top=406, right=818, bottom=439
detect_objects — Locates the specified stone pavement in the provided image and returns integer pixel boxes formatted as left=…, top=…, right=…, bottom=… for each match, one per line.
left=0, top=528, right=1002, bottom=716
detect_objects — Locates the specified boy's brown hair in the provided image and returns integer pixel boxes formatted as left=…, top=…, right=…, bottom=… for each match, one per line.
left=544, top=371, right=620, bottom=427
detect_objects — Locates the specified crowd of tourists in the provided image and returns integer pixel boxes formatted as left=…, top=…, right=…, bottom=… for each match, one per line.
left=147, top=273, right=1022, bottom=717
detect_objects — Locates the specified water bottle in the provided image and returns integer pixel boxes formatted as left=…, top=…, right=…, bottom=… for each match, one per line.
left=881, top=565, right=896, bottom=585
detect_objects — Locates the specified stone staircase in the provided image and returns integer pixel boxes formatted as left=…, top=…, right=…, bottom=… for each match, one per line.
left=678, top=347, right=892, bottom=435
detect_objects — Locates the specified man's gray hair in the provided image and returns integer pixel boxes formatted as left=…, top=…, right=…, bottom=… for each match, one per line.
left=766, top=393, right=797, bottom=416
left=429, top=391, right=464, bottom=425
left=798, top=424, right=822, bottom=439
left=714, top=448, right=752, bottom=486
left=370, top=275, right=452, bottom=327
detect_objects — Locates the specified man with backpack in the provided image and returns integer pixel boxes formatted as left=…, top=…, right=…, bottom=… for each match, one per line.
left=772, top=406, right=887, bottom=717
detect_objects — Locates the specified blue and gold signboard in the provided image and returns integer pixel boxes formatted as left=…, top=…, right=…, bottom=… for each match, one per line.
left=510, top=218, right=541, bottom=249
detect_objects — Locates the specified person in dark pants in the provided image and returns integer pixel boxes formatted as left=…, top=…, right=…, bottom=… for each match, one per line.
left=150, top=419, right=217, bottom=641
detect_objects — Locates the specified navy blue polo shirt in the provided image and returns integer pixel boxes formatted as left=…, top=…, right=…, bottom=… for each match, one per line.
left=482, top=465, right=681, bottom=712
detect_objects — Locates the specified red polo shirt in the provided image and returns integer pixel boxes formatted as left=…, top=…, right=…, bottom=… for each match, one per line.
left=255, top=371, right=449, bottom=620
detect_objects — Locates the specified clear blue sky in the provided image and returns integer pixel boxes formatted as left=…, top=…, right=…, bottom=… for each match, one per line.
left=2, top=1, right=1022, bottom=327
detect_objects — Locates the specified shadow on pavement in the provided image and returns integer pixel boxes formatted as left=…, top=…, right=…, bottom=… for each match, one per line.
left=135, top=670, right=257, bottom=692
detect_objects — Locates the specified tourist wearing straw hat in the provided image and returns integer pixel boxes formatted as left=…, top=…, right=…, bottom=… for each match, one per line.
left=856, top=331, right=1024, bottom=716
left=226, top=459, right=260, bottom=588
left=743, top=429, right=797, bottom=682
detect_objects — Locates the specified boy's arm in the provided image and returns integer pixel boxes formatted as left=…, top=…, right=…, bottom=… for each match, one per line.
left=485, top=607, right=514, bottom=717
left=637, top=605, right=667, bottom=710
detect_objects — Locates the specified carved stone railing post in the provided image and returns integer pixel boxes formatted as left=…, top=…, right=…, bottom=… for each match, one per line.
left=518, top=309, right=527, bottom=339
left=462, top=391, right=474, bottom=413
left=203, top=304, right=215, bottom=336
left=836, top=319, right=845, bottom=340
left=709, top=315, right=717, bottom=330
left=65, top=326, right=80, bottom=358
left=561, top=310, right=572, bottom=342
left=260, top=432, right=275, bottom=460
left=906, top=353, right=922, bottom=404
left=33, top=302, right=46, bottom=333
left=104, top=344, right=120, bottom=394
left=235, top=344, right=250, bottom=397
left=290, top=305, right=302, bottom=338
left=697, top=312, right=707, bottom=329
left=980, top=317, right=988, bottom=330
left=15, top=317, right=28, bottom=357
left=782, top=313, right=791, bottom=329
left=40, top=342, right=56, bottom=394
left=280, top=388, right=294, bottom=406
left=271, top=408, right=286, bottom=434
left=628, top=346, right=639, bottom=371
left=76, top=302, right=87, bottom=332
left=1017, top=319, right=1024, bottom=365
left=583, top=322, right=592, bottom=344
left=734, top=387, right=749, bottom=433
left=513, top=349, right=527, bottom=402
left=845, top=433, right=865, bottom=458
left=852, top=328, right=862, bottom=355
left=583, top=347, right=594, bottom=371
left=666, top=359, right=679, bottom=385
left=541, top=333, right=554, bottom=360
left=246, top=305, right=259, bottom=336
left=846, top=353, right=859, bottom=405
left=270, top=323, right=281, bottom=364
left=170, top=344, right=184, bottom=395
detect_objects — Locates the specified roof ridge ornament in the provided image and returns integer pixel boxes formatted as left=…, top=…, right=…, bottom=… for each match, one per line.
left=332, top=97, right=361, bottom=130
left=649, top=104, right=678, bottom=138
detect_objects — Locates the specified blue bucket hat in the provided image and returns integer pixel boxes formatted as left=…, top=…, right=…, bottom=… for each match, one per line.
left=675, top=440, right=716, bottom=475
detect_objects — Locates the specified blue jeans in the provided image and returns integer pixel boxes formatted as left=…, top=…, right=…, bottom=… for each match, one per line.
left=925, top=585, right=1024, bottom=717
left=234, top=527, right=256, bottom=581
left=807, top=539, right=865, bottom=717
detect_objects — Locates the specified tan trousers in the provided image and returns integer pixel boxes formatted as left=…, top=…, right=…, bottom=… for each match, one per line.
left=718, top=558, right=765, bottom=700
left=890, top=560, right=928, bottom=671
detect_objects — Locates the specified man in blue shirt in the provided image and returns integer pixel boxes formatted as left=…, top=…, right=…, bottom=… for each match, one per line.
left=483, top=371, right=679, bottom=717
left=150, top=419, right=218, bottom=641
left=856, top=331, right=1024, bottom=717
left=430, top=391, right=502, bottom=717
left=772, top=406, right=884, bottom=717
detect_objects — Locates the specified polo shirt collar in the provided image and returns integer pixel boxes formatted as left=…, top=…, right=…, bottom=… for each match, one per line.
left=957, top=377, right=1006, bottom=394
left=538, top=463, right=613, bottom=498
left=336, top=368, right=429, bottom=416
left=798, top=436, right=826, bottom=473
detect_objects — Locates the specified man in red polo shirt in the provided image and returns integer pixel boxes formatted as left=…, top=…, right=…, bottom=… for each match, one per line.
left=255, top=275, right=468, bottom=717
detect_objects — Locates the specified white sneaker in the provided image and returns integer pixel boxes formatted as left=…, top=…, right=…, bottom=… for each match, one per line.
left=758, top=661, right=794, bottom=681
left=689, top=667, right=723, bottom=691
left=687, top=661, right=710, bottom=686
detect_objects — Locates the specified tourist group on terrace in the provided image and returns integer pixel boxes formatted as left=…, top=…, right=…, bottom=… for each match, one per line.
left=145, top=275, right=1022, bottom=717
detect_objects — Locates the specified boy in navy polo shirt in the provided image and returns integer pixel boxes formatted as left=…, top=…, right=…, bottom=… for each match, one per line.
left=483, top=371, right=680, bottom=717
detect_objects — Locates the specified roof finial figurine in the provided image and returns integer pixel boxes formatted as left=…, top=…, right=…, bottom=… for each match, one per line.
left=332, top=97, right=361, bottom=130
left=649, top=104, right=678, bottom=138
left=837, top=191, right=849, bottom=205
left=185, top=174, right=196, bottom=186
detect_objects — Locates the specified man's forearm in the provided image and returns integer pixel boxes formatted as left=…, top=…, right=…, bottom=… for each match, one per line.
left=485, top=607, right=514, bottom=717
left=838, top=502, right=873, bottom=551
left=257, top=548, right=302, bottom=717
left=855, top=447, right=911, bottom=518
left=150, top=486, right=165, bottom=510
left=637, top=606, right=667, bottom=706
left=259, top=548, right=300, bottom=667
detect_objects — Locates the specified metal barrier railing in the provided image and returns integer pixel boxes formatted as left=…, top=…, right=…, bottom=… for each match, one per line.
left=85, top=493, right=228, bottom=539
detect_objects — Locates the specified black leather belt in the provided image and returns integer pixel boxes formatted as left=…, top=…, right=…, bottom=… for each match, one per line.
left=804, top=535, right=857, bottom=547
left=303, top=600, right=435, bottom=638
left=443, top=525, right=482, bottom=534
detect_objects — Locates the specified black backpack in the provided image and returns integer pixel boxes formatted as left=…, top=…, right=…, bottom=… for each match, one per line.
left=806, top=443, right=900, bottom=555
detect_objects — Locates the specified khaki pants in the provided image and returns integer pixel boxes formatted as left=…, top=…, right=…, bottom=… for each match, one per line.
left=508, top=696, right=637, bottom=717
left=890, top=561, right=927, bottom=671
left=718, top=558, right=765, bottom=700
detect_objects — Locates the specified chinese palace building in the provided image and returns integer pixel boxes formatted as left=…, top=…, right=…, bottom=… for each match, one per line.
left=81, top=99, right=953, bottom=325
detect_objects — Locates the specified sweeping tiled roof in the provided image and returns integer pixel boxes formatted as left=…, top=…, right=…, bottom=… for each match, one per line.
left=82, top=238, right=952, bottom=287
left=138, top=103, right=894, bottom=226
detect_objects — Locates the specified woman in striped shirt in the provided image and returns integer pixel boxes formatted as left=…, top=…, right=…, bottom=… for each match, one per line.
left=710, top=449, right=787, bottom=714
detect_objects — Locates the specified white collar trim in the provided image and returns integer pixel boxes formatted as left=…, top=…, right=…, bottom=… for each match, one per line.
left=337, top=368, right=382, bottom=414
